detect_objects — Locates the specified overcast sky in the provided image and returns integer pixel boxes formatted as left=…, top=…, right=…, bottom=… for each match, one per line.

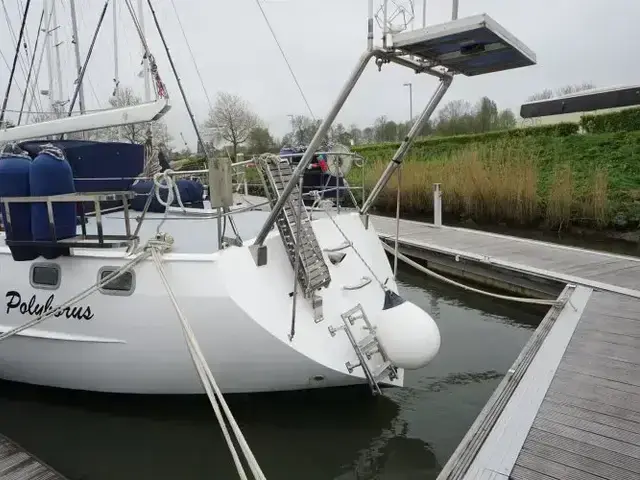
left=1, top=0, right=638, bottom=150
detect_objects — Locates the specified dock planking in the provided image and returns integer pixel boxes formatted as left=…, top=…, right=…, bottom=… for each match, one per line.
left=0, top=434, right=66, bottom=480
left=370, top=216, right=640, bottom=480
left=371, top=215, right=640, bottom=295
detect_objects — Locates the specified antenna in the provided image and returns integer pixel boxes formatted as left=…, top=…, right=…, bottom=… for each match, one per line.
left=376, top=1, right=415, bottom=45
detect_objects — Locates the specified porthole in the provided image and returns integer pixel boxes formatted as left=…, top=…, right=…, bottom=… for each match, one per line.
left=98, top=267, right=135, bottom=296
left=30, top=263, right=61, bottom=290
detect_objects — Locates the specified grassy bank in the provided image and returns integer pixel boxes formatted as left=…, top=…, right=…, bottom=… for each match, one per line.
left=353, top=130, right=640, bottom=231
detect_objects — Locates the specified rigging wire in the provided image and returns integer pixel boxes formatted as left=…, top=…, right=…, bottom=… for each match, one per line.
left=168, top=0, right=213, bottom=111
left=0, top=49, right=25, bottom=100
left=1, top=0, right=31, bottom=92
left=74, top=1, right=103, bottom=108
left=13, top=0, right=46, bottom=116
left=252, top=0, right=315, bottom=119
left=0, top=0, right=31, bottom=124
left=17, top=7, right=44, bottom=125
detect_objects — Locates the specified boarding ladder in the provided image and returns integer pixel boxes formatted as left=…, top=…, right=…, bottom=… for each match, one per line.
left=256, top=155, right=331, bottom=297
left=329, top=304, right=397, bottom=395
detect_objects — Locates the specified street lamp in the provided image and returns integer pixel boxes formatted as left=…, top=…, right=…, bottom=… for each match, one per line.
left=403, top=83, right=413, bottom=123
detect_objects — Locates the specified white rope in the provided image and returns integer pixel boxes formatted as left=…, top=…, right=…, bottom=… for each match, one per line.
left=153, top=169, right=186, bottom=211
left=150, top=248, right=266, bottom=480
left=380, top=241, right=559, bottom=306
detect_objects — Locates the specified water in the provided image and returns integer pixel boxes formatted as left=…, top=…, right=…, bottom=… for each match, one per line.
left=0, top=266, right=542, bottom=480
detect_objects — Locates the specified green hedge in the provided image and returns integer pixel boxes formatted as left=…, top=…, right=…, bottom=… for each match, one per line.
left=174, top=156, right=206, bottom=171
left=354, top=122, right=579, bottom=155
left=580, top=107, right=640, bottom=134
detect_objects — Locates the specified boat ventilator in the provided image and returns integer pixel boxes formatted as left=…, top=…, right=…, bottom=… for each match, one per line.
left=329, top=304, right=396, bottom=395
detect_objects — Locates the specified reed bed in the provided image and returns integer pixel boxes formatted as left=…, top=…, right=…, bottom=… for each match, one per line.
left=361, top=143, right=610, bottom=229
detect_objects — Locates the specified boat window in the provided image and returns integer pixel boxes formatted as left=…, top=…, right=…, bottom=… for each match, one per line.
left=30, top=263, right=61, bottom=290
left=98, top=267, right=135, bottom=296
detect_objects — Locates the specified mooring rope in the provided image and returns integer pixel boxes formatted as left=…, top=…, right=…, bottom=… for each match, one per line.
left=0, top=231, right=265, bottom=479
left=380, top=241, right=559, bottom=306
left=150, top=247, right=266, bottom=480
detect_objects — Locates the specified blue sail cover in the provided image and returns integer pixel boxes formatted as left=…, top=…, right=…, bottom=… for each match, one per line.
left=18, top=139, right=144, bottom=193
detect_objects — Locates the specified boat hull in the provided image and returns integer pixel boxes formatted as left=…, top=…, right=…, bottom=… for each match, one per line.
left=0, top=212, right=406, bottom=394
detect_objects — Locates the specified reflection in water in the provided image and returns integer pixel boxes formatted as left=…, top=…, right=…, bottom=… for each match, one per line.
left=415, top=370, right=504, bottom=394
left=0, top=264, right=542, bottom=479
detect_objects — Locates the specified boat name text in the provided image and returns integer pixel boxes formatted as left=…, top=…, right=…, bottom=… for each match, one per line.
left=5, top=291, right=94, bottom=320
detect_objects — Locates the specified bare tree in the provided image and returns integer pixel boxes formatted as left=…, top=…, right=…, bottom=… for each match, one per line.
left=204, top=92, right=260, bottom=158
left=527, top=89, right=554, bottom=102
left=527, top=83, right=595, bottom=102
left=88, top=86, right=171, bottom=146
left=555, top=82, right=596, bottom=97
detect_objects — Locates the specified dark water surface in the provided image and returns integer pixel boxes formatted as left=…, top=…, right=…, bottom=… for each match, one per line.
left=0, top=265, right=542, bottom=479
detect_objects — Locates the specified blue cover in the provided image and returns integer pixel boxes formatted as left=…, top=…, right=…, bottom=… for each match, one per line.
left=30, top=150, right=77, bottom=243
left=0, top=154, right=38, bottom=261
left=19, top=140, right=144, bottom=192
left=130, top=179, right=204, bottom=212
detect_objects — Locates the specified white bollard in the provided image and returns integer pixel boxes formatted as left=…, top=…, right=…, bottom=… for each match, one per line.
left=433, top=183, right=442, bottom=227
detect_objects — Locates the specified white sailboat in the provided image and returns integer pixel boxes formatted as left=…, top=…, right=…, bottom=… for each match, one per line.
left=0, top=0, right=536, bottom=395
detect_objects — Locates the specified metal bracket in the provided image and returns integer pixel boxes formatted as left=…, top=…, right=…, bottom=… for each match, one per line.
left=250, top=244, right=267, bottom=266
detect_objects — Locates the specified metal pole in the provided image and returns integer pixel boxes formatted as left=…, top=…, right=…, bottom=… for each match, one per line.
left=361, top=76, right=452, bottom=216
left=382, top=0, right=389, bottom=48
left=146, top=0, right=210, bottom=161
left=367, top=0, right=374, bottom=50
left=433, top=183, right=442, bottom=226
left=66, top=1, right=109, bottom=117
left=69, top=0, right=86, bottom=114
left=393, top=166, right=401, bottom=279
left=403, top=82, right=413, bottom=122
left=138, top=0, right=151, bottom=102
left=0, top=0, right=32, bottom=126
left=113, top=0, right=119, bottom=92
left=289, top=176, right=304, bottom=342
left=252, top=50, right=375, bottom=251
left=452, top=0, right=459, bottom=20
left=18, top=9, right=45, bottom=125
left=422, top=0, right=427, bottom=27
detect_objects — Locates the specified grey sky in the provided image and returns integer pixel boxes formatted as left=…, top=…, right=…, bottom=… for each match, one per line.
left=1, top=0, right=639, bottom=150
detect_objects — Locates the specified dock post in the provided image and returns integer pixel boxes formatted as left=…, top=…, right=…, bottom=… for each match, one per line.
left=433, top=183, right=442, bottom=227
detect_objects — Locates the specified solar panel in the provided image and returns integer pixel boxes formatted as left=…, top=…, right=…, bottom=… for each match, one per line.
left=391, top=14, right=536, bottom=76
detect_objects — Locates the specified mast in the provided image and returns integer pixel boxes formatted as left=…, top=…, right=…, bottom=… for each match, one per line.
left=66, top=1, right=109, bottom=118
left=138, top=0, right=151, bottom=102
left=44, top=0, right=55, bottom=114
left=52, top=0, right=64, bottom=113
left=113, top=0, right=119, bottom=94
left=25, top=5, right=55, bottom=124
left=69, top=0, right=86, bottom=114
left=18, top=9, right=45, bottom=125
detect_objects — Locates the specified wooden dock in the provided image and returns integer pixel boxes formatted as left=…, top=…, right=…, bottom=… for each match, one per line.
left=0, top=434, right=66, bottom=480
left=371, top=215, right=640, bottom=480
